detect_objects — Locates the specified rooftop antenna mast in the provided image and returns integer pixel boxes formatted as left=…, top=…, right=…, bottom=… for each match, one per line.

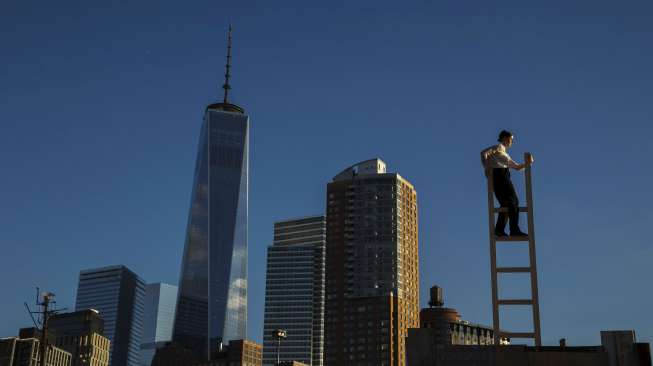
left=24, top=288, right=66, bottom=366
left=222, top=24, right=233, bottom=104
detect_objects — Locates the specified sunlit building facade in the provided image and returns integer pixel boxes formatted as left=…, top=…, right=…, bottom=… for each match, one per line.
left=0, top=337, right=72, bottom=366
left=324, top=159, right=419, bottom=366
left=141, top=283, right=178, bottom=366
left=49, top=309, right=111, bottom=366
left=195, top=339, right=262, bottom=366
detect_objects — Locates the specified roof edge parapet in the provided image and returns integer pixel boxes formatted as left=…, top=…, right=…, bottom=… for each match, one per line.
left=332, top=158, right=387, bottom=181
left=206, top=102, right=245, bottom=114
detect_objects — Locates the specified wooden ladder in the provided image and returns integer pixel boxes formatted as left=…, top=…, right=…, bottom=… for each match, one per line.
left=486, top=152, right=542, bottom=346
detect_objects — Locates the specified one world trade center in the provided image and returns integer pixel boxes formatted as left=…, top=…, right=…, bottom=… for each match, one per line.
left=173, top=26, right=248, bottom=360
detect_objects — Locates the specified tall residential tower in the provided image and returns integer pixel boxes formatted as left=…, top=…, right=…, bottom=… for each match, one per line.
left=324, top=159, right=419, bottom=366
left=173, top=26, right=249, bottom=360
left=262, top=216, right=326, bottom=366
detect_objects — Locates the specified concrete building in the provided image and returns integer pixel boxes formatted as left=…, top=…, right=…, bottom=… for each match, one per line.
left=196, top=339, right=262, bottom=366
left=150, top=340, right=261, bottom=366
left=48, top=309, right=111, bottom=366
left=150, top=342, right=198, bottom=366
left=75, top=265, right=145, bottom=366
left=602, top=331, right=652, bottom=366
left=0, top=336, right=72, bottom=366
left=173, top=29, right=249, bottom=361
left=418, top=286, right=501, bottom=347
left=406, top=330, right=651, bottom=366
left=141, top=283, right=177, bottom=366
left=262, top=216, right=326, bottom=366
left=324, top=159, right=419, bottom=366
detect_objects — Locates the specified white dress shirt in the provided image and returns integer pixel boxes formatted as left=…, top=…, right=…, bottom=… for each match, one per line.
left=480, top=144, right=519, bottom=169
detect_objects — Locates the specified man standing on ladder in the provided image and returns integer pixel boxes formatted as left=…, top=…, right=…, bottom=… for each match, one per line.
left=481, top=130, right=534, bottom=237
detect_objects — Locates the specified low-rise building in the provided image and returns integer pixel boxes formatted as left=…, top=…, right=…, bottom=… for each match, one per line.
left=408, top=286, right=651, bottom=366
left=196, top=339, right=262, bottom=366
left=418, top=285, right=506, bottom=346
left=0, top=336, right=72, bottom=366
left=406, top=330, right=651, bottom=366
left=151, top=340, right=261, bottom=366
left=150, top=342, right=198, bottom=366
left=48, top=309, right=111, bottom=366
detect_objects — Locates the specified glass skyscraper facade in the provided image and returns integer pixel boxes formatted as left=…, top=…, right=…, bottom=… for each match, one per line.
left=141, top=283, right=178, bottom=366
left=173, top=102, right=249, bottom=360
left=262, top=216, right=326, bottom=366
left=75, top=265, right=145, bottom=366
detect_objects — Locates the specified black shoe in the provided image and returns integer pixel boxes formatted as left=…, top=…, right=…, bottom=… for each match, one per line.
left=510, top=229, right=528, bottom=237
left=494, top=231, right=508, bottom=237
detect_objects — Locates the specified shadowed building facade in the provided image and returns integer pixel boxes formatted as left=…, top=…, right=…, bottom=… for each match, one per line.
left=406, top=330, right=651, bottom=366
left=75, top=265, right=145, bottom=366
left=173, top=27, right=249, bottom=361
left=262, top=216, right=326, bottom=366
left=324, top=159, right=419, bottom=366
left=151, top=339, right=260, bottom=366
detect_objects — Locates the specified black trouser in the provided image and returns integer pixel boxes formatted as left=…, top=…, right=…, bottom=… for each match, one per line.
left=493, top=168, right=520, bottom=233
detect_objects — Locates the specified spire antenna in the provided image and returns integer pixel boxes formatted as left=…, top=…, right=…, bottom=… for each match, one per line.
left=222, top=24, right=233, bottom=103
left=207, top=24, right=244, bottom=113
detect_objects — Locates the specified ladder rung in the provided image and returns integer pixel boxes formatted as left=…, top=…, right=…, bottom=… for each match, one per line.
left=495, top=235, right=529, bottom=242
left=498, top=299, right=533, bottom=305
left=493, top=207, right=528, bottom=213
left=496, top=267, right=531, bottom=273
left=500, top=332, right=536, bottom=339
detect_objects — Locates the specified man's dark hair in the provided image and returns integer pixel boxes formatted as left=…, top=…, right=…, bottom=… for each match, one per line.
left=498, top=130, right=513, bottom=142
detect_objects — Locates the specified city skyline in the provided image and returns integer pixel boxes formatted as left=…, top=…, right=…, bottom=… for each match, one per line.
left=2, top=0, right=653, bottom=351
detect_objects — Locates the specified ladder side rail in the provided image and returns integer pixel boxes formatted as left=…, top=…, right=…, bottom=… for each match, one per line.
left=524, top=152, right=542, bottom=347
left=487, top=168, right=500, bottom=344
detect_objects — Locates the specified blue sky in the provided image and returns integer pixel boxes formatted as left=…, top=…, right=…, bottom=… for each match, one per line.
left=1, top=0, right=652, bottom=346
